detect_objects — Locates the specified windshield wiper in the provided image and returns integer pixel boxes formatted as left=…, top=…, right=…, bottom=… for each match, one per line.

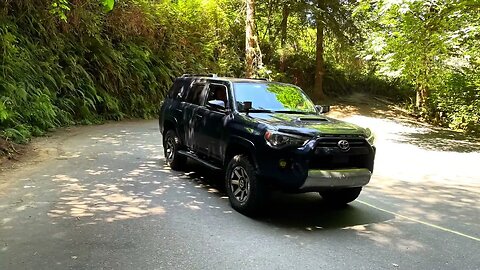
left=273, top=110, right=316, bottom=115
left=242, top=109, right=274, bottom=113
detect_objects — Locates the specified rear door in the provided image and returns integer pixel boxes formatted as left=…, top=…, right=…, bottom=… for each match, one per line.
left=183, top=83, right=207, bottom=151
left=164, top=78, right=190, bottom=137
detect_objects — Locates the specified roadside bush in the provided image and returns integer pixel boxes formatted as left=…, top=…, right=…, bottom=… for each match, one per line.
left=430, top=70, right=480, bottom=134
left=0, top=0, right=241, bottom=143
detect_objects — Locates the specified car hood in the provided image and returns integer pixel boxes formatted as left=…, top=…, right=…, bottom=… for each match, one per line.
left=249, top=112, right=366, bottom=136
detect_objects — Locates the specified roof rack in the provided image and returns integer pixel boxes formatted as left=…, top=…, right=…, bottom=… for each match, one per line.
left=181, top=74, right=218, bottom=78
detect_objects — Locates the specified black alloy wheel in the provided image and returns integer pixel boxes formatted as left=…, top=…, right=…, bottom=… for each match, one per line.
left=225, top=154, right=266, bottom=216
left=163, top=130, right=186, bottom=171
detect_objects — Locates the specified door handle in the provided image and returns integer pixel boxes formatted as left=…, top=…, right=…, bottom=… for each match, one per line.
left=195, top=113, right=203, bottom=119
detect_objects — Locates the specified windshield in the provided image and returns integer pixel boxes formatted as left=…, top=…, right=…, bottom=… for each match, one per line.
left=233, top=82, right=316, bottom=113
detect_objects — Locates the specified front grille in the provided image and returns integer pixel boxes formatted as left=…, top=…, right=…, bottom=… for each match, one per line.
left=309, top=136, right=372, bottom=170
left=314, top=137, right=367, bottom=148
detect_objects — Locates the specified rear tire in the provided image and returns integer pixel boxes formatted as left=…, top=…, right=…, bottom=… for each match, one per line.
left=319, top=187, right=362, bottom=205
left=163, top=130, right=186, bottom=171
left=225, top=155, right=266, bottom=216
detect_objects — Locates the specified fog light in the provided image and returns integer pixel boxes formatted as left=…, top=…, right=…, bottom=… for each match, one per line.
left=279, top=159, right=287, bottom=168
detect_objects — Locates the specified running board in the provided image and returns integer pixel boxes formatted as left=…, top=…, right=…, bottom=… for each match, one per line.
left=177, top=150, right=222, bottom=171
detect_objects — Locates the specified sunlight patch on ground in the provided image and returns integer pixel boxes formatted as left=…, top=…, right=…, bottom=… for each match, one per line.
left=344, top=222, right=425, bottom=252
left=357, top=200, right=480, bottom=242
left=48, top=173, right=166, bottom=223
left=341, top=115, right=480, bottom=186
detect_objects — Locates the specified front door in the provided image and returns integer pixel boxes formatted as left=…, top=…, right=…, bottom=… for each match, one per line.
left=195, top=83, right=230, bottom=161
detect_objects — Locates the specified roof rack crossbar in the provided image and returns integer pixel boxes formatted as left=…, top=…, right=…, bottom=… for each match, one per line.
left=181, top=74, right=218, bottom=78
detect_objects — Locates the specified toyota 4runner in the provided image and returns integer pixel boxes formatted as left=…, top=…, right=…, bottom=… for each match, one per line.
left=159, top=74, right=376, bottom=216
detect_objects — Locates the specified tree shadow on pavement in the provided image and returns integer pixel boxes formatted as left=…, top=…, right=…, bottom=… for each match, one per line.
left=329, top=93, right=415, bottom=123
left=177, top=163, right=394, bottom=230
left=392, top=127, right=480, bottom=153
left=258, top=192, right=394, bottom=230
left=366, top=179, right=480, bottom=231
left=330, top=93, right=480, bottom=153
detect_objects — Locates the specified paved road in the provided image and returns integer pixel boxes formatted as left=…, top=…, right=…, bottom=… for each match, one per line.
left=0, top=117, right=479, bottom=269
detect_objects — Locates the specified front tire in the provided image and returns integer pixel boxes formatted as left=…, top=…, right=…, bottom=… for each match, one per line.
left=319, top=187, right=362, bottom=205
left=163, top=130, right=186, bottom=171
left=225, top=155, right=266, bottom=216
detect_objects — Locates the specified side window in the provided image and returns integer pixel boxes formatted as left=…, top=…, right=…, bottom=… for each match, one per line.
left=206, top=84, right=228, bottom=108
left=186, top=84, right=206, bottom=105
left=168, top=79, right=183, bottom=99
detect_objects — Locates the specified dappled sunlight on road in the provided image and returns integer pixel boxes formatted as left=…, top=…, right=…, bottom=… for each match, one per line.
left=49, top=174, right=166, bottom=223
left=0, top=128, right=174, bottom=230
left=346, top=222, right=425, bottom=252
left=1, top=119, right=478, bottom=267
left=339, top=114, right=480, bottom=186
left=345, top=114, right=480, bottom=153
left=169, top=165, right=230, bottom=212
left=43, top=122, right=477, bottom=251
left=249, top=192, right=432, bottom=253
left=39, top=126, right=235, bottom=225
left=363, top=178, right=480, bottom=231
left=258, top=192, right=395, bottom=229
left=163, top=162, right=436, bottom=253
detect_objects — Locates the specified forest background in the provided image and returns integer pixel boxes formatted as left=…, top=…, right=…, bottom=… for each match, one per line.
left=1, top=0, right=479, bottom=146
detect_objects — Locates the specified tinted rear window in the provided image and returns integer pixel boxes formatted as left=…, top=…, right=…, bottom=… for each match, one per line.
left=186, top=84, right=206, bottom=105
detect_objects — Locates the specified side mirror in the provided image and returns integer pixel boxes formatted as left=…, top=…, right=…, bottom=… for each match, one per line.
left=242, top=101, right=253, bottom=115
left=207, top=100, right=226, bottom=110
left=243, top=101, right=252, bottom=111
left=315, top=105, right=330, bottom=114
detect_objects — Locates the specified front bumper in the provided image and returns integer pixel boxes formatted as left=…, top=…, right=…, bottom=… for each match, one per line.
left=299, top=168, right=371, bottom=191
left=256, top=136, right=375, bottom=192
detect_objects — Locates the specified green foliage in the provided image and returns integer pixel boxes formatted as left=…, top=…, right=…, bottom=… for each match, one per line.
left=352, top=0, right=480, bottom=132
left=430, top=69, right=480, bottom=133
left=253, top=0, right=479, bottom=133
left=50, top=0, right=71, bottom=21
left=102, top=0, right=115, bottom=12
left=1, top=0, right=478, bottom=143
left=0, top=0, right=243, bottom=143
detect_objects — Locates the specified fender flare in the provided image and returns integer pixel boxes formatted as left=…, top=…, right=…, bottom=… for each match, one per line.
left=225, top=135, right=259, bottom=169
left=161, top=116, right=180, bottom=138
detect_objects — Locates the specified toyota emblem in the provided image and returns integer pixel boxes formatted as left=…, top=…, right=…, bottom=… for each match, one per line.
left=337, top=140, right=350, bottom=151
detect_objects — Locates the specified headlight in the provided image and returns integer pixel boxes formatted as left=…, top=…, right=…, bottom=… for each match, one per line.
left=264, top=130, right=309, bottom=148
left=364, top=128, right=375, bottom=145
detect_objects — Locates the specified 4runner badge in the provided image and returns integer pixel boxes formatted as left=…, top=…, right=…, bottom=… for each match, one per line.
left=337, top=140, right=350, bottom=151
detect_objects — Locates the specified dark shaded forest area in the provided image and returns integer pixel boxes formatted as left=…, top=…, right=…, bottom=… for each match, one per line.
left=1, top=0, right=479, bottom=147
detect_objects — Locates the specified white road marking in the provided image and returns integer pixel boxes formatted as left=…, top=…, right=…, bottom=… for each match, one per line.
left=357, top=200, right=480, bottom=242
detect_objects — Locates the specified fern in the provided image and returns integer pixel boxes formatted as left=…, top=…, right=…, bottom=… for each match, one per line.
left=0, top=0, right=237, bottom=143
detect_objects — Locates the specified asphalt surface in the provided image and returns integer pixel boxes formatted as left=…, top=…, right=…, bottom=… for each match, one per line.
left=0, top=116, right=479, bottom=270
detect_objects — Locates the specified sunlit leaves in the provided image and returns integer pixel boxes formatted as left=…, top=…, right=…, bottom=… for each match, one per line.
left=50, top=0, right=70, bottom=21
left=354, top=0, right=480, bottom=131
left=50, top=0, right=114, bottom=21
left=103, top=0, right=115, bottom=12
left=0, top=101, right=9, bottom=121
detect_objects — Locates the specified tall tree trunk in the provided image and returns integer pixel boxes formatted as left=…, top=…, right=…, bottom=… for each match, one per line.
left=313, top=16, right=326, bottom=102
left=245, top=0, right=256, bottom=78
left=416, top=87, right=423, bottom=109
left=416, top=84, right=428, bottom=110
left=279, top=3, right=289, bottom=72
left=415, top=51, right=430, bottom=112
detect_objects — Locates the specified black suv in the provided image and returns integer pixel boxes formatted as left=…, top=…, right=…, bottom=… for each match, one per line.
left=159, top=74, right=376, bottom=215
